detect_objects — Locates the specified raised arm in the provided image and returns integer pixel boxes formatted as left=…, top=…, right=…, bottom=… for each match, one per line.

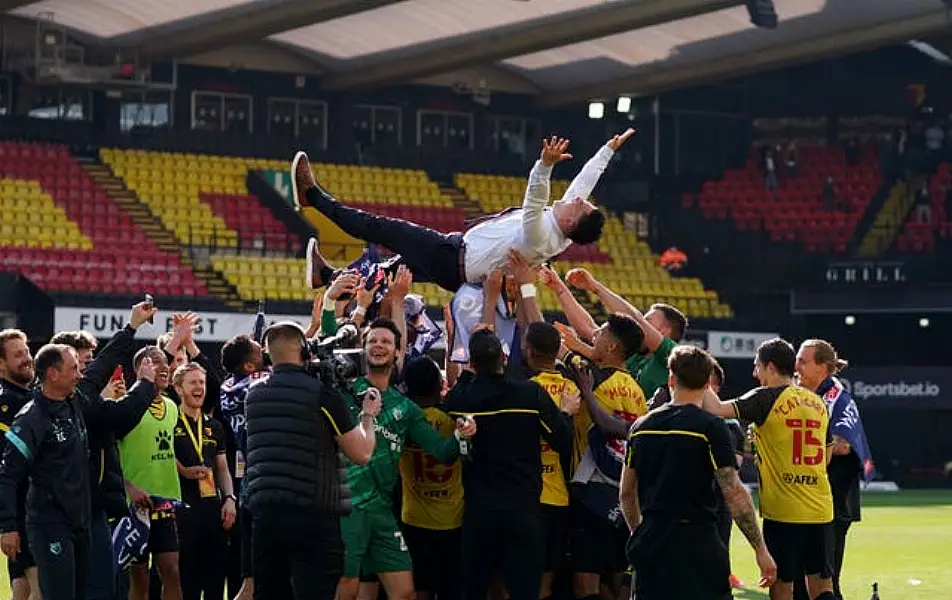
left=539, top=266, right=597, bottom=340
left=560, top=129, right=634, bottom=204
left=566, top=268, right=666, bottom=353
left=523, top=137, right=570, bottom=251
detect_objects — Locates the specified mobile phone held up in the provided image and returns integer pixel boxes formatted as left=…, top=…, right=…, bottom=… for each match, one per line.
left=109, top=366, right=124, bottom=384
left=144, top=293, right=154, bottom=324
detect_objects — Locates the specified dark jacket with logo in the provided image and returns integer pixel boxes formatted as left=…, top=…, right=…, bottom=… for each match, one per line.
left=0, top=378, right=32, bottom=533
left=245, top=365, right=350, bottom=515
left=0, top=389, right=91, bottom=532
left=0, top=378, right=32, bottom=453
left=73, top=324, right=155, bottom=518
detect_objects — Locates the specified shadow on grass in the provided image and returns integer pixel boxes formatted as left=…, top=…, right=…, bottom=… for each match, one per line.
left=732, top=588, right=769, bottom=599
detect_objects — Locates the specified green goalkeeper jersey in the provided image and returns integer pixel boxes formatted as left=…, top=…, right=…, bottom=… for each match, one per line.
left=345, top=377, right=460, bottom=509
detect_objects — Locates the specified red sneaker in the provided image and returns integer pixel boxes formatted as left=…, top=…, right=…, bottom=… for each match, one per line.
left=729, top=574, right=745, bottom=589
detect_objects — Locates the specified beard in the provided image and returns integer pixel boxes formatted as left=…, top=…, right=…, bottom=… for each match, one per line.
left=7, top=367, right=33, bottom=387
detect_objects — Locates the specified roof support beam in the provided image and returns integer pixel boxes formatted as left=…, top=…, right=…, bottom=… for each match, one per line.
left=537, top=10, right=952, bottom=108
left=110, top=0, right=407, bottom=60
left=0, top=0, right=36, bottom=9
left=321, top=0, right=744, bottom=91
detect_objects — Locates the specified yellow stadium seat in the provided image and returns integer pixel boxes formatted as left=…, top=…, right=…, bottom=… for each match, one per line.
left=0, top=179, right=92, bottom=250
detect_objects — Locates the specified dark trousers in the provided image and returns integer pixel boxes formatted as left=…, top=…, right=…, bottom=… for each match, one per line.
left=306, top=187, right=465, bottom=291
left=27, top=524, right=90, bottom=600
left=252, top=507, right=342, bottom=600
left=84, top=510, right=116, bottom=600
left=461, top=508, right=544, bottom=600
left=227, top=504, right=253, bottom=599
left=793, top=519, right=851, bottom=600
left=178, top=503, right=228, bottom=600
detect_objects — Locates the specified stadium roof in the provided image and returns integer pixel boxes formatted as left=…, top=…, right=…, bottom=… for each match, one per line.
left=6, top=0, right=951, bottom=106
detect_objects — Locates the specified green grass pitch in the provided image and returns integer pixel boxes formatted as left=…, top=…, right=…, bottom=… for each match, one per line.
left=1, top=490, right=949, bottom=599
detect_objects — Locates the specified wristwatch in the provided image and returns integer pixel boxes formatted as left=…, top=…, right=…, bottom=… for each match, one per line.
left=224, top=494, right=237, bottom=503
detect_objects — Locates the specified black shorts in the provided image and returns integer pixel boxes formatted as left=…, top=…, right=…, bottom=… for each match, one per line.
left=401, top=523, right=461, bottom=593
left=570, top=503, right=628, bottom=575
left=540, top=504, right=569, bottom=573
left=133, top=514, right=179, bottom=564
left=763, top=519, right=834, bottom=583
left=629, top=520, right=730, bottom=600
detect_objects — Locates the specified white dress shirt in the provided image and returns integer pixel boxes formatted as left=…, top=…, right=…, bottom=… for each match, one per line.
left=462, top=143, right=614, bottom=283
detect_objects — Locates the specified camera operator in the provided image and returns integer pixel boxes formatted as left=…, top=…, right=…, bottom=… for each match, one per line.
left=444, top=328, right=576, bottom=600
left=245, top=321, right=380, bottom=600
left=337, top=317, right=475, bottom=600
left=0, top=329, right=36, bottom=600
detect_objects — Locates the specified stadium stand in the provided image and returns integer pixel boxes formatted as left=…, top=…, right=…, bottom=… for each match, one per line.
left=206, top=160, right=462, bottom=306
left=894, top=161, right=952, bottom=253
left=456, top=173, right=732, bottom=318
left=0, top=142, right=207, bottom=297
left=688, top=144, right=879, bottom=254
left=102, top=148, right=245, bottom=249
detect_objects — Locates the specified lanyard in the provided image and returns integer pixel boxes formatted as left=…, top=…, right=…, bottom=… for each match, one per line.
left=179, top=411, right=203, bottom=457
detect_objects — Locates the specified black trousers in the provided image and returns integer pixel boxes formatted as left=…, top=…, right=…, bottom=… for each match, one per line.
left=178, top=503, right=228, bottom=600
left=27, top=524, right=90, bottom=600
left=226, top=504, right=253, bottom=599
left=252, top=507, right=342, bottom=600
left=461, top=508, right=544, bottom=600
left=305, top=186, right=465, bottom=292
left=792, top=519, right=851, bottom=600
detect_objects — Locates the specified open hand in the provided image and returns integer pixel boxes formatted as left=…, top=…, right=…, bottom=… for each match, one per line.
left=607, top=128, right=637, bottom=151
left=537, top=265, right=566, bottom=293
left=388, top=265, right=413, bottom=299
left=327, top=272, right=360, bottom=301
left=560, top=386, right=581, bottom=416
left=540, top=136, right=572, bottom=167
left=356, top=277, right=380, bottom=310
left=565, top=268, right=597, bottom=291
left=506, top=249, right=536, bottom=285
left=137, top=357, right=156, bottom=384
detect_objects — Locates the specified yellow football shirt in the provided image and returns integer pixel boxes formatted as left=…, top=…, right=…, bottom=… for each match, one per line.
left=531, top=369, right=579, bottom=507
left=399, top=406, right=464, bottom=530
left=572, top=364, right=647, bottom=473
left=733, top=385, right=834, bottom=524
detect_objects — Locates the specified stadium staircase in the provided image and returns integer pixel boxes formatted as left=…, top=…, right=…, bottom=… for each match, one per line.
left=893, top=162, right=952, bottom=253
left=440, top=185, right=483, bottom=219
left=0, top=141, right=208, bottom=300
left=454, top=173, right=730, bottom=321
left=89, top=158, right=247, bottom=309
left=856, top=177, right=925, bottom=257
left=845, top=179, right=900, bottom=255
